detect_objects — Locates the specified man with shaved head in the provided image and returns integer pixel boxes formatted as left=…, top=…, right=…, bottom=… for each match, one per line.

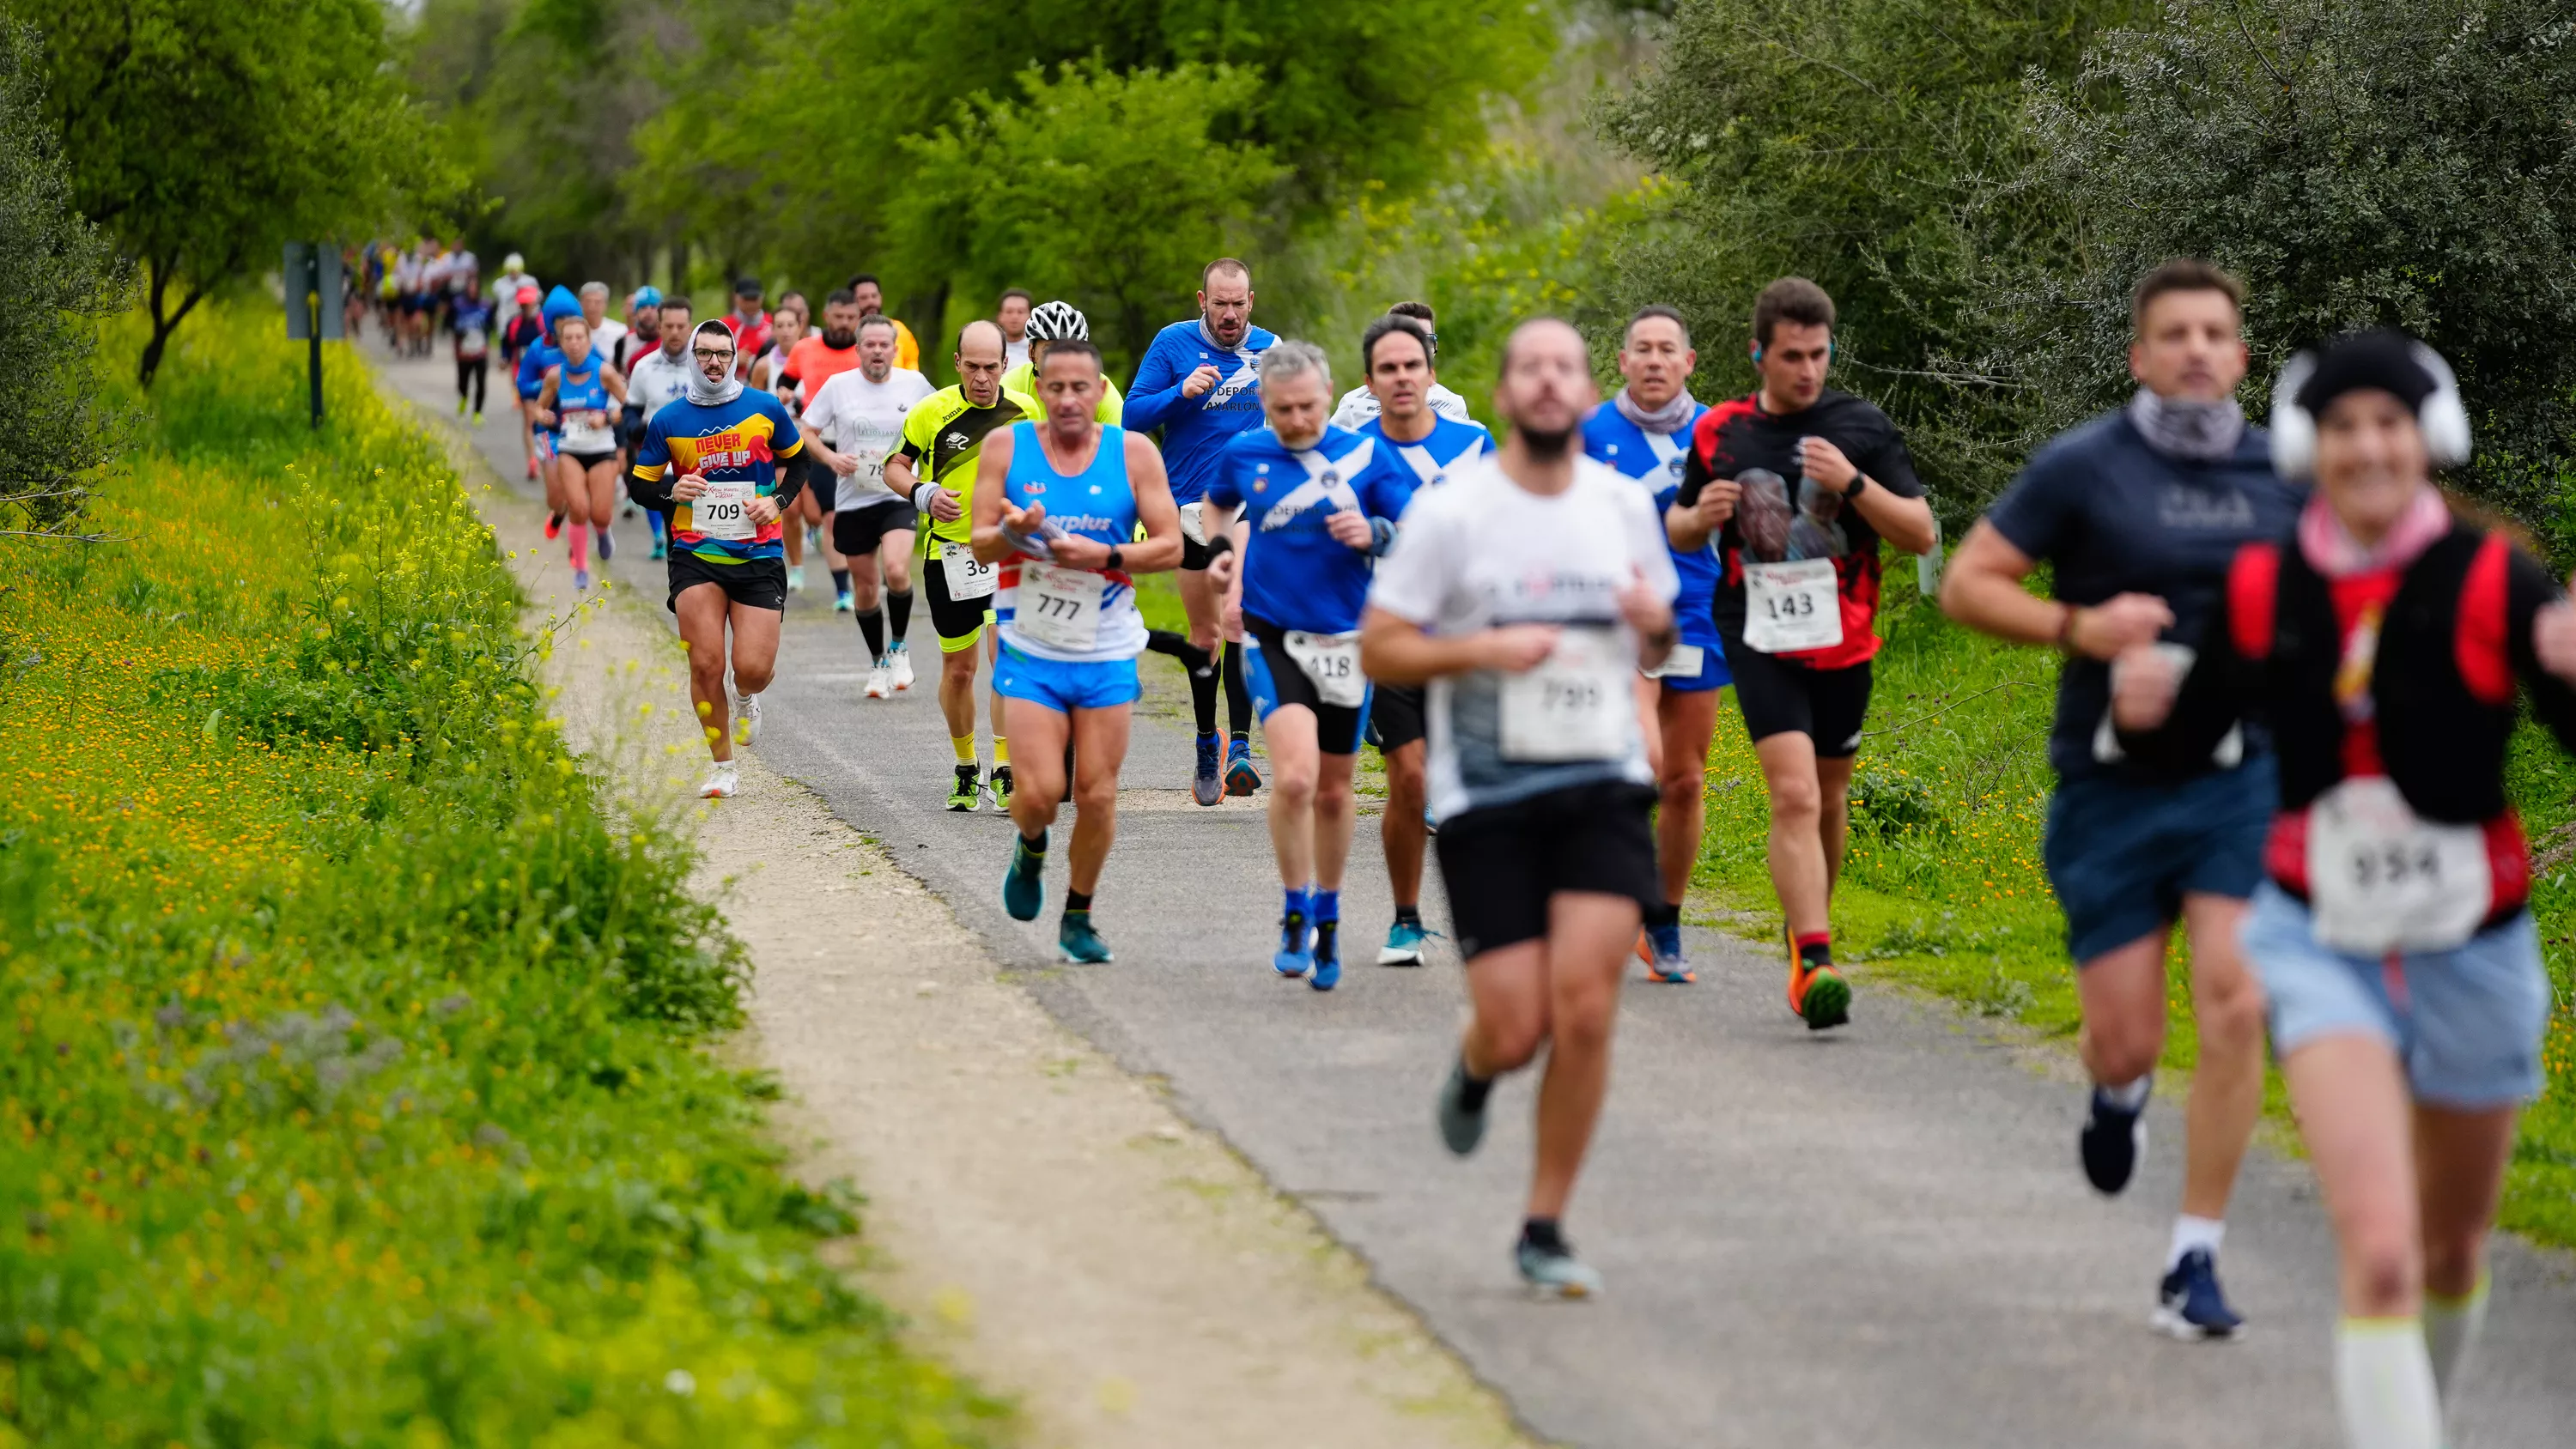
left=1360, top=317, right=1680, bottom=1298
left=885, top=319, right=1042, bottom=810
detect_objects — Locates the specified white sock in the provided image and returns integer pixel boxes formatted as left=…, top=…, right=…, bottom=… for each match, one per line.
left=2336, top=1318, right=2443, bottom=1449
left=2099, top=1076, right=2152, bottom=1110
left=2167, top=1214, right=2226, bottom=1270
left=2423, top=1275, right=2490, bottom=1404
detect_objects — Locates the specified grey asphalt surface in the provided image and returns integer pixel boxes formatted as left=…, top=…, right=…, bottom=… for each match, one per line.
left=388, top=349, right=2573, bottom=1447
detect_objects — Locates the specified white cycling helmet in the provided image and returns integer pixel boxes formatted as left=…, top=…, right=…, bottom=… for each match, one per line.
left=1025, top=300, right=1089, bottom=343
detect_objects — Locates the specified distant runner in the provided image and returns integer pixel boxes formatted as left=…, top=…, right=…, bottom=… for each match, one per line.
left=1329, top=301, right=1473, bottom=429
left=801, top=314, right=935, bottom=698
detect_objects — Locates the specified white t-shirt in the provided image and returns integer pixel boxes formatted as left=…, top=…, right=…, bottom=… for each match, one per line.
left=626, top=347, right=694, bottom=424
left=491, top=270, right=539, bottom=306
left=1330, top=382, right=1472, bottom=432
left=445, top=252, right=478, bottom=293
left=1004, top=336, right=1030, bottom=370
left=801, top=367, right=935, bottom=510
left=589, top=317, right=629, bottom=357
left=1367, top=455, right=1678, bottom=822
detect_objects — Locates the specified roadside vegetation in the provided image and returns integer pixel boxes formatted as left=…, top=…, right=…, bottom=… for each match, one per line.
left=0, top=304, right=1001, bottom=1445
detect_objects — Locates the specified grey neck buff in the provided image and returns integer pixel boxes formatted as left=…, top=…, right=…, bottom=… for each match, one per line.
left=1613, top=385, right=1700, bottom=434
left=2129, top=389, right=2245, bottom=463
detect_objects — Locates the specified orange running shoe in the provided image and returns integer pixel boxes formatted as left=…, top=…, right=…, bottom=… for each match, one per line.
left=1785, top=930, right=1851, bottom=1030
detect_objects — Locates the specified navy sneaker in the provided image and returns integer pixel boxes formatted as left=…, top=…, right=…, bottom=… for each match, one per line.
left=2081, top=1080, right=2150, bottom=1196
left=1309, top=922, right=1341, bottom=991
left=2153, top=1248, right=2243, bottom=1342
left=1192, top=731, right=1224, bottom=806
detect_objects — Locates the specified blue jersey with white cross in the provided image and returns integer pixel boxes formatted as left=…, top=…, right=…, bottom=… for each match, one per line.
left=1206, top=424, right=1414, bottom=635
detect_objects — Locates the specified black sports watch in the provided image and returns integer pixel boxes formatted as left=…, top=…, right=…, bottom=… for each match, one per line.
left=1845, top=470, right=1871, bottom=499
left=1106, top=545, right=1124, bottom=572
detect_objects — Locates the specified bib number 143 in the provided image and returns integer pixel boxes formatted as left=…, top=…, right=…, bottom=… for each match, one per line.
left=1743, top=557, right=1842, bottom=653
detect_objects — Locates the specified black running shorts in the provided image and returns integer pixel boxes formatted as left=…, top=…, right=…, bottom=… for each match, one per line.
left=1434, top=781, right=1657, bottom=960
left=1368, top=682, right=1426, bottom=752
left=562, top=449, right=617, bottom=471
left=1722, top=643, right=1874, bottom=758
left=922, top=555, right=992, bottom=653
left=666, top=549, right=787, bottom=615
left=1242, top=615, right=1370, bottom=755
left=834, top=502, right=918, bottom=557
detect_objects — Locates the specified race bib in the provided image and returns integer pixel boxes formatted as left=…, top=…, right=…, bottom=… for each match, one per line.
left=1499, top=627, right=1630, bottom=762
left=1743, top=557, right=1842, bottom=653
left=692, top=482, right=756, bottom=541
left=1643, top=642, right=1704, bottom=682
left=2306, top=777, right=2492, bottom=955
left=939, top=541, right=998, bottom=600
left=459, top=328, right=487, bottom=358
left=1282, top=630, right=1365, bottom=708
left=559, top=411, right=614, bottom=453
left=1016, top=563, right=1104, bottom=651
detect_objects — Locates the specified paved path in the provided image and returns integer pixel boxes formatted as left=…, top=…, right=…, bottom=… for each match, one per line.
left=390, top=353, right=2573, bottom=1448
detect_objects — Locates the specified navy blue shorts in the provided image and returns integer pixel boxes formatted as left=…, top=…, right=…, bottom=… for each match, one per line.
left=2042, top=755, right=2275, bottom=964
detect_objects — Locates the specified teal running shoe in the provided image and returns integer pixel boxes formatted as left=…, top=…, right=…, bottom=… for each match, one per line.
left=1516, top=1236, right=1604, bottom=1300
left=1058, top=912, right=1113, bottom=964
left=1437, top=1059, right=1488, bottom=1156
left=1376, top=918, right=1431, bottom=967
left=1225, top=737, right=1261, bottom=797
left=1001, top=832, right=1047, bottom=921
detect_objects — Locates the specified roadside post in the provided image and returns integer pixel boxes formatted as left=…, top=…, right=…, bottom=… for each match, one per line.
left=283, top=241, right=344, bottom=427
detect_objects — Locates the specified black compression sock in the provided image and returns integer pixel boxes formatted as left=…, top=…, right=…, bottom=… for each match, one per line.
left=1222, top=640, right=1253, bottom=736
left=856, top=607, right=885, bottom=661
left=887, top=588, right=913, bottom=640
left=1188, top=649, right=1219, bottom=734
left=830, top=568, right=851, bottom=594
left=1520, top=1218, right=1567, bottom=1254
left=1066, top=889, right=1092, bottom=914
left=1796, top=934, right=1834, bottom=969
left=1146, top=627, right=1212, bottom=670
left=1396, top=904, right=1423, bottom=927
left=1646, top=900, right=1682, bottom=930
left=1455, top=1058, right=1493, bottom=1112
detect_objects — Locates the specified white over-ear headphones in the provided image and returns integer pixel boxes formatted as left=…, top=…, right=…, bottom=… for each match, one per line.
left=2269, top=338, right=2473, bottom=480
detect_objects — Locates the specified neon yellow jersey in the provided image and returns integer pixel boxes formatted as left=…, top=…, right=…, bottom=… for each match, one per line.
left=896, top=385, right=1042, bottom=545
left=999, top=362, right=1124, bottom=424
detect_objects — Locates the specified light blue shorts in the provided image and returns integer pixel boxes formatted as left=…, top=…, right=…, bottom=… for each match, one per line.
left=993, top=644, right=1139, bottom=714
left=2241, top=882, right=2552, bottom=1109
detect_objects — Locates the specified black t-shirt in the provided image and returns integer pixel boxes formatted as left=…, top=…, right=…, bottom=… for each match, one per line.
left=1985, top=408, right=2301, bottom=779
left=1679, top=389, right=1926, bottom=670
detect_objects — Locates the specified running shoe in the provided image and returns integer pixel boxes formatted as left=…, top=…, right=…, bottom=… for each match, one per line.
left=2081, top=1080, right=2151, bottom=1196
left=1377, top=919, right=1431, bottom=967
left=573, top=567, right=592, bottom=592
left=1273, top=910, right=1313, bottom=980
left=1643, top=922, right=1692, bottom=985
left=649, top=539, right=667, bottom=562
left=990, top=765, right=1014, bottom=809
left=787, top=565, right=806, bottom=594
left=526, top=458, right=538, bottom=480
left=471, top=410, right=483, bottom=425
left=1224, top=737, right=1261, bottom=797
left=733, top=693, right=762, bottom=747
left=865, top=664, right=892, bottom=700
left=889, top=643, right=915, bottom=692
left=2152, top=1249, right=2243, bottom=1342
left=596, top=526, right=614, bottom=561
left=1787, top=939, right=1851, bottom=1030
left=698, top=761, right=739, bottom=799
left=1437, top=1060, right=1487, bottom=1156
left=544, top=512, right=563, bottom=539
left=456, top=396, right=469, bottom=416
left=1309, top=937, right=1341, bottom=992
left=1516, top=1238, right=1604, bottom=1301
left=945, top=764, right=981, bottom=813
left=835, top=589, right=854, bottom=613
left=1058, top=914, right=1113, bottom=964
left=1192, top=732, right=1224, bottom=807
left=622, top=500, right=639, bottom=520
left=1002, top=833, right=1046, bottom=921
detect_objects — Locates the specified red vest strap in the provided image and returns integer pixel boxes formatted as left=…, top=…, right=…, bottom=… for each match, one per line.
left=2457, top=532, right=2512, bottom=706
left=2227, top=543, right=2280, bottom=660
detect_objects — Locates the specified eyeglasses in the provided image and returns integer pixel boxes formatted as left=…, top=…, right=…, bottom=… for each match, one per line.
left=692, top=348, right=737, bottom=362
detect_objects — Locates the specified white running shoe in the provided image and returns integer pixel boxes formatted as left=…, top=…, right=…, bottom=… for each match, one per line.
left=864, top=664, right=892, bottom=700
left=734, top=693, right=762, bottom=746
left=699, top=761, right=740, bottom=798
left=787, top=565, right=806, bottom=593
left=889, top=645, right=915, bottom=692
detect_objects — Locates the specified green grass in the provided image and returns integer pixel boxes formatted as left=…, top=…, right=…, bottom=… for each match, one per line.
left=1686, top=562, right=2576, bottom=1247
left=0, top=305, right=1004, bottom=1446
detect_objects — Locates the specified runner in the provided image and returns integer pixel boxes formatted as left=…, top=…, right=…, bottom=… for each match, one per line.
left=1361, top=317, right=1679, bottom=1297
left=1940, top=260, right=2298, bottom=1337
left=1203, top=341, right=1415, bottom=991
left=975, top=337, right=1187, bottom=963
left=442, top=242, right=480, bottom=342
left=1125, top=258, right=1279, bottom=803
left=623, top=293, right=696, bottom=563
left=848, top=274, right=921, bottom=373
left=998, top=288, right=1033, bottom=370
left=1588, top=305, right=1726, bottom=984
left=1351, top=312, right=1489, bottom=967
left=801, top=313, right=935, bottom=697
left=578, top=281, right=629, bottom=375
left=449, top=286, right=495, bottom=423
left=755, top=294, right=820, bottom=595
left=623, top=318, right=814, bottom=799
left=501, top=285, right=547, bottom=478
left=785, top=288, right=875, bottom=610
left=395, top=241, right=429, bottom=356
left=490, top=252, right=538, bottom=312
left=1000, top=301, right=1125, bottom=421
left=721, top=279, right=771, bottom=379
left=614, top=287, right=661, bottom=374
left=884, top=320, right=1041, bottom=811
left=1329, top=301, right=1473, bottom=429
left=1668, top=277, right=1936, bottom=1030
left=515, top=286, right=582, bottom=522
left=531, top=313, right=629, bottom=591
left=2103, top=330, right=2576, bottom=1446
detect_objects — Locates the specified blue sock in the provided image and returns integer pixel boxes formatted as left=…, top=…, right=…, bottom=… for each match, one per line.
left=1313, top=888, right=1340, bottom=924
left=1283, top=885, right=1311, bottom=923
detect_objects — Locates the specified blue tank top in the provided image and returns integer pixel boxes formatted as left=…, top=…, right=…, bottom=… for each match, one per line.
left=995, top=421, right=1145, bottom=663
left=555, top=353, right=616, bottom=453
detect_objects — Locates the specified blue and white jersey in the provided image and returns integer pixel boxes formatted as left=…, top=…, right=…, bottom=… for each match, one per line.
left=995, top=422, right=1146, bottom=664
left=1359, top=413, right=1492, bottom=499
left=1122, top=318, right=1278, bottom=506
left=1206, top=425, right=1414, bottom=636
left=1584, top=400, right=1717, bottom=644
left=550, top=349, right=617, bottom=454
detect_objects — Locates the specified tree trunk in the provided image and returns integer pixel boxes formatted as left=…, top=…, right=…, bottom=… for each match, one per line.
left=136, top=258, right=208, bottom=389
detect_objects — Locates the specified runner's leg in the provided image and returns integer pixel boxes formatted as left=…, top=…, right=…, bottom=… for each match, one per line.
left=1264, top=705, right=1321, bottom=888
left=2179, top=892, right=2265, bottom=1225
left=1816, top=751, right=1856, bottom=895
left=1382, top=740, right=1427, bottom=908
left=726, top=596, right=781, bottom=698
left=1528, top=893, right=1637, bottom=1221
left=1065, top=702, right=1131, bottom=897
left=677, top=585, right=735, bottom=761
left=1652, top=686, right=1720, bottom=907
left=2415, top=1100, right=2517, bottom=1404
left=1753, top=731, right=1831, bottom=937
left=1005, top=697, right=1068, bottom=840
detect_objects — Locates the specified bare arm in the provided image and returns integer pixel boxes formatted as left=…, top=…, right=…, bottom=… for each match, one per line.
left=1851, top=484, right=1937, bottom=557
left=1939, top=519, right=2172, bottom=658
left=967, top=427, right=1019, bottom=564
left=1117, top=434, right=1186, bottom=573
left=1359, top=606, right=1556, bottom=686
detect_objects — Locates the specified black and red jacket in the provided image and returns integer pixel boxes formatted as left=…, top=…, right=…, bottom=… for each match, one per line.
left=2118, top=522, right=2576, bottom=919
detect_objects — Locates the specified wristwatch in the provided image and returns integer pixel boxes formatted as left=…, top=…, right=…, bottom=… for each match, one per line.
left=1106, top=545, right=1124, bottom=572
left=1844, top=470, right=1871, bottom=499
